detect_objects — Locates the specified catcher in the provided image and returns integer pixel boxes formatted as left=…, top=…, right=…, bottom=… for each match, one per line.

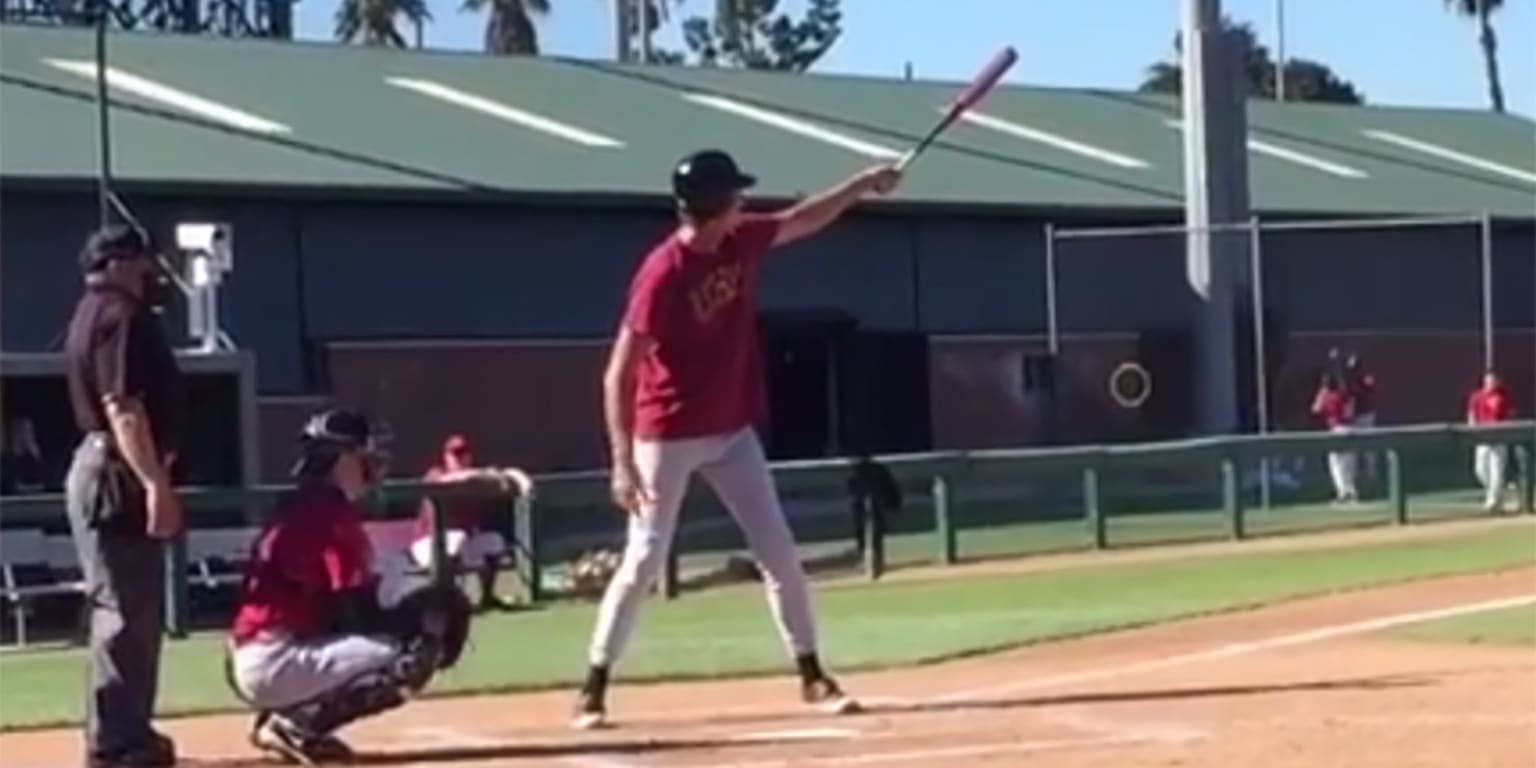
left=226, top=408, right=472, bottom=765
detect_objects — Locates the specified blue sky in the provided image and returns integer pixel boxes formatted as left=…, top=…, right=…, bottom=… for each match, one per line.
left=294, top=0, right=1535, bottom=117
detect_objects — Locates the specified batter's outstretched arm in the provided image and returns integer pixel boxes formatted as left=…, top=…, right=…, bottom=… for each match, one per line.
left=773, top=164, right=902, bottom=248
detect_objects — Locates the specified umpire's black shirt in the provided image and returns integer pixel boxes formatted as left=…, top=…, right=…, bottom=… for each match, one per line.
left=65, top=283, right=184, bottom=458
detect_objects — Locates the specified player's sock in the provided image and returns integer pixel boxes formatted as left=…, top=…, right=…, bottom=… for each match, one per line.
left=581, top=665, right=610, bottom=697
left=795, top=653, right=827, bottom=685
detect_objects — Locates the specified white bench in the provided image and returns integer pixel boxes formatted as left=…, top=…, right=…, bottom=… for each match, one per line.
left=1, top=529, right=86, bottom=646
left=186, top=528, right=260, bottom=589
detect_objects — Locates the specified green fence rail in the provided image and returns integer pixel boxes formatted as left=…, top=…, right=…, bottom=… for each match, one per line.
left=2, top=421, right=1531, bottom=642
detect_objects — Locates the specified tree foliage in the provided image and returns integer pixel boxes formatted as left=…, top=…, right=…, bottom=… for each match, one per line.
left=672, top=0, right=843, bottom=72
left=1139, top=17, right=1364, bottom=105
left=334, top=0, right=432, bottom=47
left=1441, top=0, right=1507, bottom=113
left=460, top=0, right=550, bottom=55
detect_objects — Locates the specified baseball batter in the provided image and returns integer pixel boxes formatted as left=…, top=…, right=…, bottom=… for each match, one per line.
left=572, top=149, right=901, bottom=729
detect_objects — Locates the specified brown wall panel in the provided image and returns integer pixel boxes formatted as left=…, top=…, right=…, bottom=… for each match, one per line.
left=322, top=341, right=609, bottom=475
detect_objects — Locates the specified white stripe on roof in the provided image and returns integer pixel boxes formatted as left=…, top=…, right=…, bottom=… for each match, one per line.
left=45, top=58, right=291, bottom=135
left=386, top=77, right=623, bottom=148
left=958, top=111, right=1150, bottom=169
left=1165, top=119, right=1367, bottom=179
left=1363, top=129, right=1536, bottom=185
left=1247, top=139, right=1368, bottom=179
left=683, top=93, right=902, bottom=159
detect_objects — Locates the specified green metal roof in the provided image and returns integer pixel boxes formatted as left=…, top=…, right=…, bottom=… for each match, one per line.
left=2, top=23, right=1534, bottom=216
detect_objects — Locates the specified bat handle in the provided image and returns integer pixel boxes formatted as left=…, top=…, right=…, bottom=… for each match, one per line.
left=894, top=148, right=918, bottom=173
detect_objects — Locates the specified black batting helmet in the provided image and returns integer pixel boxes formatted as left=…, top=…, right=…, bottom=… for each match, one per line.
left=672, top=149, right=756, bottom=218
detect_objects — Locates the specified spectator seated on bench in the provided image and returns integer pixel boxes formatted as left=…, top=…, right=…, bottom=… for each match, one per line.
left=408, top=435, right=534, bottom=613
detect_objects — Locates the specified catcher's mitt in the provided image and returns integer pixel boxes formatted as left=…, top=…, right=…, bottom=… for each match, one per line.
left=569, top=548, right=622, bottom=598
left=385, top=583, right=473, bottom=670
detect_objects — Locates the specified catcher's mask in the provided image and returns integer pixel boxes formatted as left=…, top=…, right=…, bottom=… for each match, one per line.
left=292, top=407, right=391, bottom=485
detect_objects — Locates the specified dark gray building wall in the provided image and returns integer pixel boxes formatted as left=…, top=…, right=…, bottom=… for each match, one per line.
left=4, top=186, right=1531, bottom=396
left=1, top=190, right=310, bottom=393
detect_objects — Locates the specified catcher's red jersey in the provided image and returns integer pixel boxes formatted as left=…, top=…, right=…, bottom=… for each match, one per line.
left=231, top=484, right=375, bottom=644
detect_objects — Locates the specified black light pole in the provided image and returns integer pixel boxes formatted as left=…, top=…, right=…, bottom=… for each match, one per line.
left=95, top=0, right=114, bottom=227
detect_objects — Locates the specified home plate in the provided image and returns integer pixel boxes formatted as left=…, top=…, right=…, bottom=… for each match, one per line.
left=730, top=727, right=860, bottom=743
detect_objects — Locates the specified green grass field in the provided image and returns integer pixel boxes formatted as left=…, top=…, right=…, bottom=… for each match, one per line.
left=1, top=522, right=1531, bottom=731
left=1392, top=605, right=1536, bottom=648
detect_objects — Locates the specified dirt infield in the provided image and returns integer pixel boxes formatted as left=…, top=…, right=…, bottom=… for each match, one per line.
left=3, top=567, right=1532, bottom=768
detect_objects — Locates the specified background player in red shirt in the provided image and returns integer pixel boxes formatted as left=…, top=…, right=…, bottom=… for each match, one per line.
left=227, top=409, right=471, bottom=764
left=1345, top=353, right=1379, bottom=483
left=1466, top=371, right=1513, bottom=512
left=410, top=434, right=535, bottom=612
left=571, top=149, right=901, bottom=730
left=1311, top=371, right=1359, bottom=503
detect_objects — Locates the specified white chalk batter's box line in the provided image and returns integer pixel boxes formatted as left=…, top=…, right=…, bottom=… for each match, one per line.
left=396, top=592, right=1535, bottom=767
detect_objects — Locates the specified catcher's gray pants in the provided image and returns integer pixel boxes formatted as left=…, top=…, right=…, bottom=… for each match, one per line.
left=588, top=428, right=817, bottom=667
left=229, top=632, right=400, bottom=711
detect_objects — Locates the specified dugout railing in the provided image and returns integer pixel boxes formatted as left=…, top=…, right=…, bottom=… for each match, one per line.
left=0, top=421, right=1531, bottom=646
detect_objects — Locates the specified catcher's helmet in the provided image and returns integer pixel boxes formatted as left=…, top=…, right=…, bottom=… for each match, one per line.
left=672, top=149, right=756, bottom=218
left=292, top=407, right=390, bottom=480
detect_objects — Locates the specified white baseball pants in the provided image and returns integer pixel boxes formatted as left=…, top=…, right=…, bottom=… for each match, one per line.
left=1473, top=444, right=1509, bottom=510
left=587, top=427, right=817, bottom=667
left=1327, top=425, right=1359, bottom=502
left=410, top=530, right=507, bottom=570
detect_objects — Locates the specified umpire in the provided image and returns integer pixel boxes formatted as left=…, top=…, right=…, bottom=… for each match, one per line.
left=63, top=224, right=185, bottom=768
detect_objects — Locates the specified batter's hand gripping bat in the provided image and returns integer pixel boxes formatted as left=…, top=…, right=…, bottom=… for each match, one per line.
left=894, top=46, right=1019, bottom=172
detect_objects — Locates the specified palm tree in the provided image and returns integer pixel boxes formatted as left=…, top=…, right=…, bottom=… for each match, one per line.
left=1444, top=0, right=1506, bottom=113
left=334, top=0, right=432, bottom=47
left=461, top=0, right=549, bottom=55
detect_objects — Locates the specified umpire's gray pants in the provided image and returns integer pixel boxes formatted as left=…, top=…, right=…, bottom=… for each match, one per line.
left=64, top=434, right=166, bottom=757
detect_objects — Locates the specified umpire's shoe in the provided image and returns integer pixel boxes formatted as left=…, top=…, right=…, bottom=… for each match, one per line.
left=88, top=732, right=176, bottom=768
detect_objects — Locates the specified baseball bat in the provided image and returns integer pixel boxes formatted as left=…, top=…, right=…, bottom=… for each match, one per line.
left=895, top=46, right=1019, bottom=172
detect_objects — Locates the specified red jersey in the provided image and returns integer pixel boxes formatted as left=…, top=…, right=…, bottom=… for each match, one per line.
left=624, top=216, right=780, bottom=440
left=1312, top=387, right=1353, bottom=428
left=1467, top=386, right=1510, bottom=424
left=414, top=466, right=489, bottom=536
left=231, top=485, right=375, bottom=644
left=1351, top=374, right=1377, bottom=415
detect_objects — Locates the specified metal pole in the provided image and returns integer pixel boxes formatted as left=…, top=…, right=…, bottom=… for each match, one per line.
left=94, top=0, right=113, bottom=227
left=1044, top=223, right=1060, bottom=356
left=637, top=0, right=652, bottom=64
left=1480, top=212, right=1494, bottom=373
left=614, top=0, right=632, bottom=63
left=1274, top=0, right=1287, bottom=101
left=1249, top=216, right=1271, bottom=510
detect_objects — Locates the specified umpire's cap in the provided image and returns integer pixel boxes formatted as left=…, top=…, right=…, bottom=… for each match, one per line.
left=672, top=149, right=756, bottom=216
left=79, top=224, right=153, bottom=274
left=292, top=407, right=390, bottom=479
